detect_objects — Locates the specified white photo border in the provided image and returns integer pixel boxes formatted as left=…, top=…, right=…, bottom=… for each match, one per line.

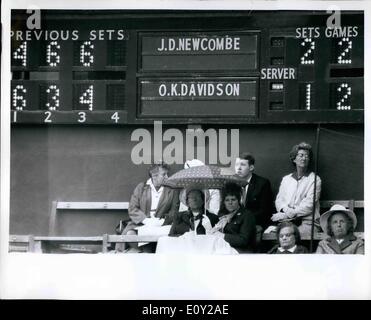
left=1, top=0, right=370, bottom=299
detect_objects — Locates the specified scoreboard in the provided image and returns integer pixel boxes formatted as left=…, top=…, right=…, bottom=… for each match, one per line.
left=10, top=10, right=364, bottom=124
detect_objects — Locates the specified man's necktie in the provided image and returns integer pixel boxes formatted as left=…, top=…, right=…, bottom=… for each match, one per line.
left=241, top=183, right=249, bottom=205
left=191, top=214, right=206, bottom=235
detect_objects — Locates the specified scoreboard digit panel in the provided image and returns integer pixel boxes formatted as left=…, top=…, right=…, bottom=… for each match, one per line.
left=10, top=10, right=364, bottom=125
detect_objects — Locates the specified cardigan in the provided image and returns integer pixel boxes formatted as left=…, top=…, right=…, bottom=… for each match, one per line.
left=275, top=171, right=321, bottom=226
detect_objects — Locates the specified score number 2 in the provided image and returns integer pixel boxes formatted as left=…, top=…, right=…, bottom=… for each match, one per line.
left=300, top=37, right=353, bottom=65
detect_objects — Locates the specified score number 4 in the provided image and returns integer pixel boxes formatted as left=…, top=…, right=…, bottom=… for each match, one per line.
left=13, top=41, right=95, bottom=67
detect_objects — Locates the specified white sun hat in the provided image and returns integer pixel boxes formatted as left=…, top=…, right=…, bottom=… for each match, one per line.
left=320, top=204, right=357, bottom=234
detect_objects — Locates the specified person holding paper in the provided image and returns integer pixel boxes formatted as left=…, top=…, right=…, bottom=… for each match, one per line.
left=118, top=162, right=179, bottom=253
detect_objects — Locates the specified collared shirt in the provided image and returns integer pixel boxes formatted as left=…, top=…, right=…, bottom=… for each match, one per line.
left=336, top=239, right=344, bottom=244
left=242, top=175, right=253, bottom=204
left=278, top=245, right=297, bottom=253
left=146, top=178, right=164, bottom=217
left=190, top=212, right=212, bottom=234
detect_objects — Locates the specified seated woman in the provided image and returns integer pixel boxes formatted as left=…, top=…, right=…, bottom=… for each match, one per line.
left=316, top=204, right=364, bottom=254
left=272, top=142, right=321, bottom=235
left=209, top=183, right=256, bottom=253
left=268, top=221, right=308, bottom=254
left=169, top=189, right=219, bottom=236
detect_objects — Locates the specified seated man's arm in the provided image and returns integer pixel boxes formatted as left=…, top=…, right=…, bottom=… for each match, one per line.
left=128, top=183, right=148, bottom=224
left=163, top=189, right=180, bottom=225
left=256, top=179, right=274, bottom=228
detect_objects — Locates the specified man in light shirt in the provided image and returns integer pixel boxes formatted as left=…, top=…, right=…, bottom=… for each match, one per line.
left=119, top=162, right=179, bottom=253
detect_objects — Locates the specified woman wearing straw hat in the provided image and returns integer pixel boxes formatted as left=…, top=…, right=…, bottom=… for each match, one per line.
left=272, top=142, right=321, bottom=235
left=316, top=204, right=364, bottom=254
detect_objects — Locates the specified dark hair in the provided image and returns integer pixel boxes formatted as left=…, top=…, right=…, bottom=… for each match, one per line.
left=238, top=152, right=255, bottom=166
left=148, top=161, right=170, bottom=177
left=218, top=183, right=243, bottom=216
left=289, top=142, right=313, bottom=169
left=276, top=221, right=301, bottom=244
left=185, top=189, right=205, bottom=206
left=327, top=211, right=354, bottom=237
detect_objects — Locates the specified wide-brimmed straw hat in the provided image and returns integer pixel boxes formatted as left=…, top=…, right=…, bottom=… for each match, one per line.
left=320, top=204, right=357, bottom=233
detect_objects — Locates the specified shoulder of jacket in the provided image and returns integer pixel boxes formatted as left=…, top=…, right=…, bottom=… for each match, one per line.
left=268, top=245, right=279, bottom=254
left=354, top=237, right=364, bottom=244
left=282, top=173, right=293, bottom=180
left=308, top=172, right=321, bottom=181
left=253, top=173, right=269, bottom=183
left=138, top=182, right=150, bottom=189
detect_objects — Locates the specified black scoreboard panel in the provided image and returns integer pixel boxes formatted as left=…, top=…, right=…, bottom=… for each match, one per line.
left=10, top=10, right=364, bottom=124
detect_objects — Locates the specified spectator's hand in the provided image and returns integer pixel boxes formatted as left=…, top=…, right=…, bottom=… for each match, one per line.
left=201, top=215, right=212, bottom=232
left=212, top=231, right=225, bottom=239
left=142, top=217, right=164, bottom=226
left=271, top=212, right=286, bottom=222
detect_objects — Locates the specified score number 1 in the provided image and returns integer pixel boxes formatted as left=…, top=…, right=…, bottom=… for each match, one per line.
left=301, top=37, right=354, bottom=110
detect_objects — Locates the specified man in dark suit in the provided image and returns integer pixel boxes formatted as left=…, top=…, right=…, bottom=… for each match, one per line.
left=234, top=152, right=274, bottom=230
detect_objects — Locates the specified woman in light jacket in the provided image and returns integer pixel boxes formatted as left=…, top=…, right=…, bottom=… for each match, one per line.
left=271, top=142, right=321, bottom=235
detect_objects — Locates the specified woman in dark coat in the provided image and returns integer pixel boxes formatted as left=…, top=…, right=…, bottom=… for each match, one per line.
left=210, top=183, right=256, bottom=253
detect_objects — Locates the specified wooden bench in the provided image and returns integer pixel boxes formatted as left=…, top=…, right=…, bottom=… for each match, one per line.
left=8, top=235, right=37, bottom=252
left=9, top=235, right=104, bottom=253
left=102, top=234, right=160, bottom=253
left=49, top=201, right=129, bottom=235
left=262, top=199, right=364, bottom=241
left=9, top=199, right=364, bottom=253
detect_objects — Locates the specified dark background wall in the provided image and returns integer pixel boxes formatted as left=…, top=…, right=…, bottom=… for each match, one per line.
left=10, top=124, right=364, bottom=235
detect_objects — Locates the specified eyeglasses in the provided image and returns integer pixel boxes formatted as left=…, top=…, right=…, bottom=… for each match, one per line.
left=279, top=232, right=294, bottom=238
left=296, top=153, right=309, bottom=159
